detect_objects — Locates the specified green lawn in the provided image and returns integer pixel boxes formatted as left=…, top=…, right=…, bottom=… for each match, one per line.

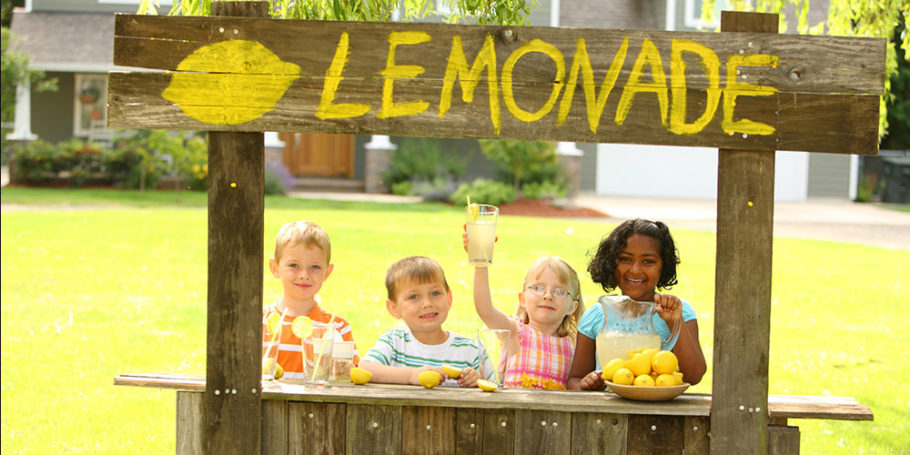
left=1, top=187, right=907, bottom=454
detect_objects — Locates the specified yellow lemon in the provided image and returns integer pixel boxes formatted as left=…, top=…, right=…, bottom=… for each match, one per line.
left=627, top=352, right=652, bottom=376
left=162, top=40, right=300, bottom=125
left=350, top=367, right=372, bottom=385
left=651, top=350, right=679, bottom=374
left=655, top=374, right=678, bottom=387
left=611, top=367, right=634, bottom=385
left=466, top=203, right=479, bottom=222
left=418, top=371, right=442, bottom=389
left=265, top=312, right=282, bottom=335
left=641, top=348, right=659, bottom=362
left=477, top=379, right=498, bottom=392
left=601, top=358, right=628, bottom=382
left=441, top=365, right=463, bottom=379
left=673, top=371, right=685, bottom=385
left=633, top=374, right=655, bottom=387
left=291, top=316, right=314, bottom=339
left=261, top=358, right=284, bottom=379
left=626, top=346, right=647, bottom=358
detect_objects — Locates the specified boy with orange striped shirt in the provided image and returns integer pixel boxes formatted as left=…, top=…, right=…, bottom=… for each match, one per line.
left=262, top=221, right=359, bottom=380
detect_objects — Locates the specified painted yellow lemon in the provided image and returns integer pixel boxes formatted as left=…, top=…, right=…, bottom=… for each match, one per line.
left=477, top=379, right=498, bottom=392
left=651, top=350, right=679, bottom=375
left=265, top=312, right=282, bottom=335
left=441, top=365, right=463, bottom=379
left=601, top=358, right=628, bottom=382
left=418, top=371, right=442, bottom=389
left=350, top=367, right=373, bottom=385
left=291, top=316, right=314, bottom=339
left=611, top=367, right=634, bottom=385
left=633, top=374, right=655, bottom=387
left=162, top=40, right=300, bottom=125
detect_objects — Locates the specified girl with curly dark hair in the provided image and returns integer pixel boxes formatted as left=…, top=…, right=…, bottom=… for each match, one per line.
left=567, top=219, right=706, bottom=390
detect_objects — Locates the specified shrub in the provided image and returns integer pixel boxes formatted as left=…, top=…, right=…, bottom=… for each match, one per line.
left=478, top=139, right=560, bottom=193
left=383, top=137, right=468, bottom=188
left=410, top=175, right=457, bottom=202
left=522, top=180, right=567, bottom=200
left=11, top=140, right=58, bottom=184
left=264, top=161, right=295, bottom=195
left=450, top=178, right=516, bottom=206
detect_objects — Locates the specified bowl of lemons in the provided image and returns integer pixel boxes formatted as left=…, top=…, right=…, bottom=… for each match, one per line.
left=601, top=349, right=690, bottom=401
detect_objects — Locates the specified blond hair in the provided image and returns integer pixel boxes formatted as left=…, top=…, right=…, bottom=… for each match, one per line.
left=519, top=256, right=585, bottom=338
left=273, top=221, right=331, bottom=263
left=385, top=256, right=450, bottom=300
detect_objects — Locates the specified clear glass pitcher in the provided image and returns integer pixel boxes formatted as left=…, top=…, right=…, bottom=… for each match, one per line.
left=595, top=295, right=681, bottom=367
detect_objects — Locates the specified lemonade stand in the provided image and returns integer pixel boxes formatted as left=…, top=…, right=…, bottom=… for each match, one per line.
left=111, top=3, right=876, bottom=453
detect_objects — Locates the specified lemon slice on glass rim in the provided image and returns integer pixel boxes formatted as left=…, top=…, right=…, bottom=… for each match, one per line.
left=265, top=312, right=282, bottom=335
left=291, top=316, right=314, bottom=338
left=466, top=196, right=479, bottom=222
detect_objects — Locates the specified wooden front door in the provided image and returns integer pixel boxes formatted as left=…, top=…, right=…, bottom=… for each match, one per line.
left=279, top=132, right=354, bottom=178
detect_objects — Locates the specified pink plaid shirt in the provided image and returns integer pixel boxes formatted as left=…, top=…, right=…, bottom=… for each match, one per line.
left=503, top=320, right=575, bottom=390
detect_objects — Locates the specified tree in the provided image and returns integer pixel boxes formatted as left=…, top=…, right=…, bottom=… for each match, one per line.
left=703, top=0, right=910, bottom=141
left=137, top=0, right=533, bottom=25
left=479, top=139, right=557, bottom=194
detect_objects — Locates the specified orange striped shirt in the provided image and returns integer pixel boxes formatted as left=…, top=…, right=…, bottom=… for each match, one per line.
left=262, top=303, right=360, bottom=380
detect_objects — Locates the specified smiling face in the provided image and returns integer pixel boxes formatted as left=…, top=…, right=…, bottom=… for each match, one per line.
left=615, top=234, right=663, bottom=302
left=519, top=266, right=578, bottom=336
left=387, top=277, right=452, bottom=345
left=269, top=242, right=333, bottom=312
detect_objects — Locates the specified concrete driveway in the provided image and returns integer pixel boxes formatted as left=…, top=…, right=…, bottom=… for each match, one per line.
left=574, top=194, right=910, bottom=251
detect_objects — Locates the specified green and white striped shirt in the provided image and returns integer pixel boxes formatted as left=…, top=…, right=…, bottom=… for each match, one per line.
left=364, top=328, right=496, bottom=383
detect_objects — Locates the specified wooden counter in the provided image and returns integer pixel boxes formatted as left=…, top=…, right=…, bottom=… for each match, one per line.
left=115, top=373, right=872, bottom=454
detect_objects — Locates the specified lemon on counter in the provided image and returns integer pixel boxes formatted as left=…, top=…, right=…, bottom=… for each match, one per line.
left=262, top=358, right=284, bottom=379
left=477, top=379, right=498, bottom=392
left=350, top=367, right=373, bottom=385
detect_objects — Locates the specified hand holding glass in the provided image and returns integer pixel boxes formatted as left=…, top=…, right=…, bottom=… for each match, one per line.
left=466, top=204, right=498, bottom=266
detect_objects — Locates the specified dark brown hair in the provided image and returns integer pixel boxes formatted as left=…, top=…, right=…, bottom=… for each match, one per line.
left=587, top=218, right=680, bottom=292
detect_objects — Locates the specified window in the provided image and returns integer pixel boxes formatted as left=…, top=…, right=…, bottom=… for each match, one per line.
left=684, top=0, right=727, bottom=30
left=73, top=74, right=109, bottom=139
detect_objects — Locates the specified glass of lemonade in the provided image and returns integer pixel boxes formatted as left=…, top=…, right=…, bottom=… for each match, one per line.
left=302, top=326, right=334, bottom=386
left=466, top=204, right=498, bottom=266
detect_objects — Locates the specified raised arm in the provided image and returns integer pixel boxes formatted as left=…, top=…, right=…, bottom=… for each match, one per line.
left=655, top=293, right=706, bottom=385
left=473, top=266, right=516, bottom=332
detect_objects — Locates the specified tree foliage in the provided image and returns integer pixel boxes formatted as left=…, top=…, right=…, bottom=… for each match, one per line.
left=136, top=0, right=532, bottom=25
left=479, top=139, right=556, bottom=194
left=703, top=0, right=910, bottom=141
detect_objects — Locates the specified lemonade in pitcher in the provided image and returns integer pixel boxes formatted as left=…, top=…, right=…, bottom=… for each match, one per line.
left=596, top=331, right=660, bottom=366
left=595, top=295, right=679, bottom=367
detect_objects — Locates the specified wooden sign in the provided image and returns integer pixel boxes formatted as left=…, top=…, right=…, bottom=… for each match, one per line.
left=110, top=15, right=885, bottom=154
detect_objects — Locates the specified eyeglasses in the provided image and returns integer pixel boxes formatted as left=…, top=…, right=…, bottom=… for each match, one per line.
left=526, top=284, right=572, bottom=300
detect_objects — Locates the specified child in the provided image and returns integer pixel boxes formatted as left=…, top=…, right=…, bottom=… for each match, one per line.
left=567, top=218, right=707, bottom=390
left=359, top=256, right=492, bottom=387
left=262, top=221, right=359, bottom=380
left=470, top=250, right=585, bottom=390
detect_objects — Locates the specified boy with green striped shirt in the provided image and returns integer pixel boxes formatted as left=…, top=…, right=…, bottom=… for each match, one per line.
left=360, top=256, right=494, bottom=387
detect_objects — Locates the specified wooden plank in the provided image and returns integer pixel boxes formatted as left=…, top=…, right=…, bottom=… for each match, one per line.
left=112, top=15, right=885, bottom=96
left=289, top=402, right=346, bottom=454
left=570, top=413, right=627, bottom=454
left=711, top=11, right=778, bottom=455
left=455, top=408, right=484, bottom=453
left=107, top=71, right=876, bottom=154
left=514, top=409, right=571, bottom=454
left=626, top=415, right=685, bottom=454
left=401, top=406, right=455, bottom=455
left=346, top=404, right=402, bottom=455
left=262, top=400, right=287, bottom=455
left=176, top=391, right=203, bottom=455
left=684, top=416, right=710, bottom=455
left=768, top=425, right=801, bottom=455
left=115, top=375, right=875, bottom=422
left=481, top=409, right=515, bottom=455
left=202, top=3, right=267, bottom=455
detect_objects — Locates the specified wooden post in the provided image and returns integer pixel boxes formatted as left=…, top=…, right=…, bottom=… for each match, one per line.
left=711, top=11, right=779, bottom=454
left=203, top=2, right=268, bottom=454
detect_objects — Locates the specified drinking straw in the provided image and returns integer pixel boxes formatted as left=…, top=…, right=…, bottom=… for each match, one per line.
left=265, top=307, right=288, bottom=379
left=310, top=313, right=336, bottom=383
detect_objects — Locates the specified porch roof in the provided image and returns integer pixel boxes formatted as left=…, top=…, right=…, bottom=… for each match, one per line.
left=10, top=11, right=130, bottom=73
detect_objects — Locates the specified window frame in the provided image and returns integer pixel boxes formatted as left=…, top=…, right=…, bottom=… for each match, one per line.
left=73, top=73, right=110, bottom=139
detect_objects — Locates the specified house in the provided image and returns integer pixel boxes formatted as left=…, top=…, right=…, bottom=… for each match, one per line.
left=8, top=0, right=858, bottom=200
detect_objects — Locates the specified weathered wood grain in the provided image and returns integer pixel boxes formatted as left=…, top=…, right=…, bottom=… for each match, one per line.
left=481, top=409, right=515, bottom=454
left=288, top=402, right=346, bottom=454
left=176, top=391, right=203, bottom=455
left=401, top=406, right=455, bottom=455
left=107, top=70, right=878, bottom=154
left=513, top=409, right=571, bottom=454
left=202, top=4, right=266, bottom=455
left=112, top=15, right=884, bottom=95
left=711, top=11, right=778, bottom=455
left=570, top=413, right=628, bottom=454
left=626, top=415, right=685, bottom=454
left=345, top=404, right=402, bottom=455
left=261, top=400, right=287, bottom=455
left=683, top=416, right=710, bottom=455
left=455, top=408, right=485, bottom=453
left=768, top=425, right=801, bottom=455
